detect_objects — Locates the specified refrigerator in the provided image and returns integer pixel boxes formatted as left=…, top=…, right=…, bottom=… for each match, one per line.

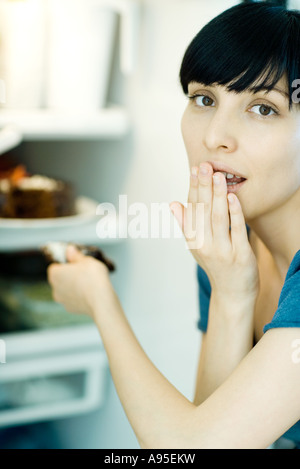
left=0, top=0, right=238, bottom=449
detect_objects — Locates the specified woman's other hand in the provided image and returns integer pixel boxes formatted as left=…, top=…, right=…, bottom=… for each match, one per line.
left=47, top=245, right=118, bottom=319
left=170, top=162, right=260, bottom=304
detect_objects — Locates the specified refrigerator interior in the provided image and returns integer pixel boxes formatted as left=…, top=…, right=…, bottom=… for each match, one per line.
left=0, top=0, right=242, bottom=449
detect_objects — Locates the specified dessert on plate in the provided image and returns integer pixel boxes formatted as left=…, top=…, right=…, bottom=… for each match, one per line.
left=0, top=163, right=76, bottom=219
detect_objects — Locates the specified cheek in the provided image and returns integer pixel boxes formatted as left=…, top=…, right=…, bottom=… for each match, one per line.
left=181, top=110, right=192, bottom=151
left=286, top=128, right=300, bottom=181
left=181, top=110, right=203, bottom=168
left=247, top=125, right=299, bottom=181
left=280, top=146, right=300, bottom=195
left=273, top=120, right=300, bottom=182
left=268, top=137, right=300, bottom=185
left=252, top=143, right=300, bottom=212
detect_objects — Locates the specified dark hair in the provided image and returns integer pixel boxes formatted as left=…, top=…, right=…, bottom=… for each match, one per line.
left=243, top=0, right=287, bottom=6
left=179, top=2, right=300, bottom=109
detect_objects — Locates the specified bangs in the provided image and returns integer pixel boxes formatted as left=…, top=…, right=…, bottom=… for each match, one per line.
left=180, top=3, right=300, bottom=108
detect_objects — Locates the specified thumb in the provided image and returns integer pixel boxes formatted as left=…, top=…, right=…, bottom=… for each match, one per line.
left=66, top=244, right=85, bottom=263
left=169, top=202, right=185, bottom=231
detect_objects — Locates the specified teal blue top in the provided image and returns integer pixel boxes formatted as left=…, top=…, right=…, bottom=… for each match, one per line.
left=196, top=227, right=300, bottom=447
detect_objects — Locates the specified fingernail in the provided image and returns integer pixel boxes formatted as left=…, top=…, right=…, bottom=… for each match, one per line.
left=213, top=173, right=221, bottom=184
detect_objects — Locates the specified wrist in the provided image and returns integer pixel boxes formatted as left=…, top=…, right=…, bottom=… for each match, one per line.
left=210, top=289, right=257, bottom=323
left=211, top=283, right=259, bottom=306
left=87, top=275, right=122, bottom=321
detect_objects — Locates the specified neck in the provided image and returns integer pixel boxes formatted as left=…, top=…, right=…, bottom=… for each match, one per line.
left=247, top=191, right=300, bottom=282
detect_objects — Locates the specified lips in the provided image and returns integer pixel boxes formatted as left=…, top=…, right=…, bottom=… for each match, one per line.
left=208, top=161, right=247, bottom=180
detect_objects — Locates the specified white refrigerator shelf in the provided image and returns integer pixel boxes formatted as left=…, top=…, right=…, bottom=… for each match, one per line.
left=0, top=107, right=130, bottom=140
left=0, top=210, right=124, bottom=252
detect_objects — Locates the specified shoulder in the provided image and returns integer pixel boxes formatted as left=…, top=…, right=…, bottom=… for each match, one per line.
left=264, top=251, right=300, bottom=333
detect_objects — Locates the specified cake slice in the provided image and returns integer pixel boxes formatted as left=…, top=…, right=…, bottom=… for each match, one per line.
left=6, top=175, right=76, bottom=219
left=41, top=242, right=116, bottom=272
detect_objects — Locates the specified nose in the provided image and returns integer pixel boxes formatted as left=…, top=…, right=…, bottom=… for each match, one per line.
left=203, top=109, right=238, bottom=154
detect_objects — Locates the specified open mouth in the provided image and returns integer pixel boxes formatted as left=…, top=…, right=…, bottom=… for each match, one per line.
left=213, top=170, right=247, bottom=193
left=208, top=162, right=248, bottom=193
left=225, top=178, right=247, bottom=193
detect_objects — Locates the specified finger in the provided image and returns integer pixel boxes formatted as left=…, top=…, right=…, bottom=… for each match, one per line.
left=227, top=193, right=249, bottom=251
left=211, top=172, right=231, bottom=250
left=47, top=263, right=60, bottom=286
left=188, top=166, right=199, bottom=204
left=170, top=202, right=185, bottom=232
left=187, top=166, right=203, bottom=245
left=197, top=163, right=213, bottom=241
left=171, top=199, right=204, bottom=250
left=66, top=244, right=85, bottom=263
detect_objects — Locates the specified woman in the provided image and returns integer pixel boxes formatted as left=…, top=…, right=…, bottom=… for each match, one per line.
left=48, top=2, right=300, bottom=449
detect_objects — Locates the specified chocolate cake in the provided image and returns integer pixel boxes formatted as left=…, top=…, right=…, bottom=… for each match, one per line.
left=0, top=172, right=76, bottom=219
left=41, top=242, right=116, bottom=272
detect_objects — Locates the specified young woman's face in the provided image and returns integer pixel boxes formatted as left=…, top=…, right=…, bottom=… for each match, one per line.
left=181, top=76, right=300, bottom=221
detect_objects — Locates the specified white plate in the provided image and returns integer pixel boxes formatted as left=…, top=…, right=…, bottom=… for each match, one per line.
left=0, top=196, right=99, bottom=229
left=0, top=125, right=22, bottom=155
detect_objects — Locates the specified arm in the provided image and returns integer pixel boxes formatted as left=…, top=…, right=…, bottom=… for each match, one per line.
left=192, top=327, right=300, bottom=449
left=48, top=251, right=300, bottom=449
left=94, top=292, right=300, bottom=448
left=91, top=289, right=195, bottom=448
left=48, top=164, right=268, bottom=447
left=86, top=275, right=300, bottom=448
left=193, top=291, right=255, bottom=405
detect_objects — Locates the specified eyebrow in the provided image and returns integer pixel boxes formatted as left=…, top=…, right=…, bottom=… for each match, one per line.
left=253, top=87, right=289, bottom=100
left=188, top=82, right=290, bottom=101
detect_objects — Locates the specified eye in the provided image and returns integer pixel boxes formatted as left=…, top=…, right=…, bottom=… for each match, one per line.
left=249, top=104, right=278, bottom=117
left=188, top=94, right=215, bottom=108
